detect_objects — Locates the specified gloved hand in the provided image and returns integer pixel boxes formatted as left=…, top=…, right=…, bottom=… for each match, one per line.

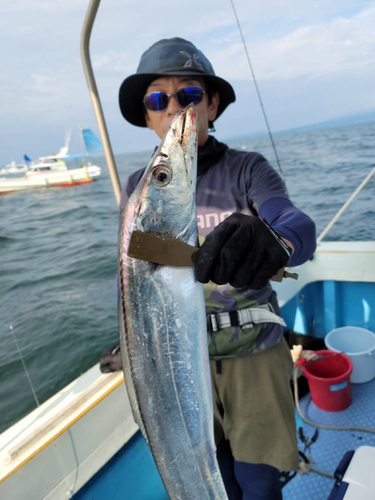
left=195, top=213, right=291, bottom=289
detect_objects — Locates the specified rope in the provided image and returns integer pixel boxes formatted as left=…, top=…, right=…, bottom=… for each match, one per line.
left=294, top=366, right=375, bottom=433
left=229, top=0, right=283, bottom=176
left=298, top=460, right=334, bottom=479
left=293, top=361, right=375, bottom=480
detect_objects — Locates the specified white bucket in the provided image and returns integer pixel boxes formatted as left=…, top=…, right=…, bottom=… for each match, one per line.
left=325, top=327, right=375, bottom=383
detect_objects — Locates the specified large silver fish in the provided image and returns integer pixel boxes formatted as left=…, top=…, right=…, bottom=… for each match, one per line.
left=118, top=103, right=228, bottom=499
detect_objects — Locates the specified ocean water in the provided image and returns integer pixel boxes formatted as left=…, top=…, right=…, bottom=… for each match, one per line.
left=0, top=121, right=374, bottom=433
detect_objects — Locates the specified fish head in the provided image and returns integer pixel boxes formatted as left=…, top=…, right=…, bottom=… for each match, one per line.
left=132, top=103, right=198, bottom=240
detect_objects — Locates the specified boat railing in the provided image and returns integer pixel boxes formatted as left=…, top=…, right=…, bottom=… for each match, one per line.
left=317, top=164, right=375, bottom=244
left=80, top=0, right=121, bottom=207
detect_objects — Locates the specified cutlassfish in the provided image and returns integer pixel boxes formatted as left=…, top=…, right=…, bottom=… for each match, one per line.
left=118, top=103, right=228, bottom=499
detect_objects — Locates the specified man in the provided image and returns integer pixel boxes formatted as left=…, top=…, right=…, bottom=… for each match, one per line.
left=103, top=37, right=316, bottom=499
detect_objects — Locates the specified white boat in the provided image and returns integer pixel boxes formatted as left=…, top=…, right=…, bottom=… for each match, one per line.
left=0, top=163, right=101, bottom=194
left=0, top=131, right=102, bottom=195
left=0, top=161, right=28, bottom=175
left=0, top=161, right=101, bottom=194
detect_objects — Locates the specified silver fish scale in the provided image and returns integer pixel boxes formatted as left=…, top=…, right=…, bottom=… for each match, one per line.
left=120, top=257, right=226, bottom=499
left=118, top=105, right=228, bottom=499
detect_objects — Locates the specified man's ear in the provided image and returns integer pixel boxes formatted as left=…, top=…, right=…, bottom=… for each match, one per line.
left=208, top=93, right=220, bottom=122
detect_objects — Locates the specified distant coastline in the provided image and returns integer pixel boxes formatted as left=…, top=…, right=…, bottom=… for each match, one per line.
left=225, top=111, right=375, bottom=143
left=43, top=112, right=375, bottom=161
left=279, top=111, right=375, bottom=134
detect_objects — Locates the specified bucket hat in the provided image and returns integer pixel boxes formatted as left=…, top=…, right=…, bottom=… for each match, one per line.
left=119, top=37, right=236, bottom=127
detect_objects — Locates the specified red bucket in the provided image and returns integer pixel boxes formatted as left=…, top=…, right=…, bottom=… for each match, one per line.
left=302, top=350, right=353, bottom=411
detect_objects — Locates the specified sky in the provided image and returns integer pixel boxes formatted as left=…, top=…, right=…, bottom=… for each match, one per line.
left=1, top=0, right=375, bottom=163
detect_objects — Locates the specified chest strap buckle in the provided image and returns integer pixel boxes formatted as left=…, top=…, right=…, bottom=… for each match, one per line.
left=207, top=304, right=286, bottom=332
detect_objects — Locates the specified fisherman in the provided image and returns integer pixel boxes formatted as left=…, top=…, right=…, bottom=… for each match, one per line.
left=101, top=37, right=316, bottom=499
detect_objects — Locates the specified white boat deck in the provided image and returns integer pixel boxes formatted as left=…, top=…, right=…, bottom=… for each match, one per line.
left=272, top=241, right=375, bottom=307
left=0, top=366, right=136, bottom=499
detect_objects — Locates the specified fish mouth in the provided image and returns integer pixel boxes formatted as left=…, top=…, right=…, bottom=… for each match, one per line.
left=180, top=110, right=187, bottom=145
left=157, top=103, right=197, bottom=162
left=178, top=103, right=197, bottom=152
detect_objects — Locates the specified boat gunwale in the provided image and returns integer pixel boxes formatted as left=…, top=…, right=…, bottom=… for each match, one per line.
left=0, top=368, right=125, bottom=483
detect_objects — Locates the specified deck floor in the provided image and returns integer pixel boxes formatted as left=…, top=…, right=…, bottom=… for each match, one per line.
left=284, top=377, right=375, bottom=499
left=73, top=378, right=375, bottom=500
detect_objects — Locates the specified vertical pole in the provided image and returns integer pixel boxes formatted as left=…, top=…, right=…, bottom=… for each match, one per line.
left=80, top=0, right=121, bottom=206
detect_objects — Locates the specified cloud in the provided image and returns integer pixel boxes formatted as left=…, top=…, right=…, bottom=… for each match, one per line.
left=1, top=0, right=375, bottom=161
left=208, top=7, right=375, bottom=81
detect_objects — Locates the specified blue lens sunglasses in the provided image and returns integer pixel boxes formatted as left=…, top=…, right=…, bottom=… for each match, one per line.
left=143, top=86, right=206, bottom=112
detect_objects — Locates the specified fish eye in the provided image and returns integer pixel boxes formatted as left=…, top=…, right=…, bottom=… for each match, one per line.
left=151, top=165, right=172, bottom=187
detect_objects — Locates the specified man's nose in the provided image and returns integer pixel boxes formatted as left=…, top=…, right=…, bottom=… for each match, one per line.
left=166, top=94, right=182, bottom=115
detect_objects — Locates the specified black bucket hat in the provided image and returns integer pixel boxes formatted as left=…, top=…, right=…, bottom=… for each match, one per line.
left=119, top=37, right=236, bottom=127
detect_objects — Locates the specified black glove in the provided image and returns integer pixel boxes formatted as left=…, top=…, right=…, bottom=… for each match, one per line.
left=195, top=213, right=291, bottom=289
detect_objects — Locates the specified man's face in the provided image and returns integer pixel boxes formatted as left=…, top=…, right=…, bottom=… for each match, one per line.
left=144, top=76, right=220, bottom=146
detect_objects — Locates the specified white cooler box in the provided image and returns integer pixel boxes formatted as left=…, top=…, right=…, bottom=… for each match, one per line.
left=328, top=446, right=375, bottom=500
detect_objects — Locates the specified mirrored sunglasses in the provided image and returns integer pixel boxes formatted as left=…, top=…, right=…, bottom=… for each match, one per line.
left=143, top=86, right=206, bottom=112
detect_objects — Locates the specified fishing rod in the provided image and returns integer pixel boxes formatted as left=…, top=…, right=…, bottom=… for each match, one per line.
left=229, top=2, right=375, bottom=244
left=229, top=0, right=283, bottom=177
left=9, top=325, right=40, bottom=408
